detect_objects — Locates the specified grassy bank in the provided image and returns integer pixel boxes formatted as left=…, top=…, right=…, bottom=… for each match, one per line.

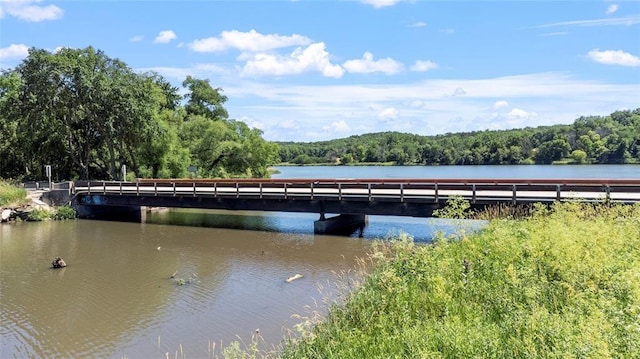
left=1, top=181, right=76, bottom=220
left=0, top=180, right=27, bottom=207
left=281, top=202, right=640, bottom=358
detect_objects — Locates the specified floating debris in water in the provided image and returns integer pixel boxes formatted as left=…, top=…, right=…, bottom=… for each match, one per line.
left=286, top=274, right=303, bottom=283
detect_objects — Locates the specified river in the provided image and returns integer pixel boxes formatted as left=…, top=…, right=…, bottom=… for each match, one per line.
left=1, top=165, right=637, bottom=358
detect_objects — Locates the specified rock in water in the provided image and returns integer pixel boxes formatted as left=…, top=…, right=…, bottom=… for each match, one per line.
left=52, top=256, right=67, bottom=268
left=1, top=209, right=13, bottom=221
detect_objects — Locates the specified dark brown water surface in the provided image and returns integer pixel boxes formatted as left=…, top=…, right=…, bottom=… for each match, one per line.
left=0, top=216, right=373, bottom=358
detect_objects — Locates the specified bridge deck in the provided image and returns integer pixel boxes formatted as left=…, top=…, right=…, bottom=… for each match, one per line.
left=72, top=178, right=640, bottom=217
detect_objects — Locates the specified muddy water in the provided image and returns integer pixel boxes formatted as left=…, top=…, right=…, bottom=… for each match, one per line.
left=0, top=217, right=374, bottom=358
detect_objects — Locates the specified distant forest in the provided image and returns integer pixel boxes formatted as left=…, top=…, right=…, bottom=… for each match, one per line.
left=278, top=109, right=640, bottom=166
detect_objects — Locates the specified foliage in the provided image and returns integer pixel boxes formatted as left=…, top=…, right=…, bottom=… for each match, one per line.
left=0, top=181, right=27, bottom=207
left=277, top=109, right=640, bottom=166
left=432, top=196, right=471, bottom=219
left=0, top=47, right=278, bottom=181
left=53, top=205, right=76, bottom=220
left=27, top=207, right=53, bottom=221
left=281, top=202, right=640, bottom=358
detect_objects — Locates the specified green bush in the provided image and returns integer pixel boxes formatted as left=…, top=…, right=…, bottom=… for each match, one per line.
left=27, top=207, right=53, bottom=221
left=281, top=202, right=640, bottom=358
left=53, top=205, right=76, bottom=220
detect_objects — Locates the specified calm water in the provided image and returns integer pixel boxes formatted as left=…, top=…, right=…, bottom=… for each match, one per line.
left=1, top=220, right=373, bottom=358
left=272, top=164, right=640, bottom=179
left=2, top=165, right=637, bottom=358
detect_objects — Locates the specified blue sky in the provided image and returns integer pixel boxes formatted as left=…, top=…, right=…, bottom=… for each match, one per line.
left=1, top=0, right=639, bottom=142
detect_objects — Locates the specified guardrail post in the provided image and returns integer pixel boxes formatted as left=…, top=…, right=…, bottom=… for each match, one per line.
left=310, top=182, right=314, bottom=200
left=434, top=183, right=439, bottom=203
left=213, top=182, right=216, bottom=197
left=194, top=182, right=197, bottom=197
left=103, top=181, right=106, bottom=194
left=338, top=183, right=342, bottom=201
left=236, top=182, right=240, bottom=198
left=367, top=183, right=372, bottom=201
left=119, top=182, right=122, bottom=195
left=472, top=184, right=476, bottom=203
left=173, top=182, right=176, bottom=196
left=154, top=182, right=158, bottom=196
left=136, top=181, right=139, bottom=196
left=284, top=183, right=288, bottom=199
left=512, top=184, right=517, bottom=204
left=88, top=181, right=91, bottom=195
left=400, top=183, right=404, bottom=202
left=556, top=185, right=561, bottom=201
left=259, top=183, right=263, bottom=199
left=604, top=184, right=611, bottom=203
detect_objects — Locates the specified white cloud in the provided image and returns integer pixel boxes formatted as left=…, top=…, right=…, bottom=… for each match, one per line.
left=452, top=87, right=466, bottom=96
left=324, top=120, right=350, bottom=133
left=587, top=49, right=640, bottom=67
left=508, top=108, right=538, bottom=119
left=137, top=63, right=227, bottom=81
left=343, top=52, right=403, bottom=75
left=410, top=60, right=438, bottom=72
left=153, top=30, right=177, bottom=44
left=0, top=43, right=29, bottom=60
left=411, top=21, right=426, bottom=28
left=542, top=32, right=568, bottom=36
left=190, top=29, right=311, bottom=53
left=241, top=42, right=344, bottom=78
left=492, top=100, right=509, bottom=110
left=538, top=15, right=640, bottom=28
left=0, top=0, right=63, bottom=22
left=378, top=107, right=399, bottom=120
left=129, top=35, right=144, bottom=43
left=606, top=4, right=619, bottom=15
left=360, top=0, right=403, bottom=8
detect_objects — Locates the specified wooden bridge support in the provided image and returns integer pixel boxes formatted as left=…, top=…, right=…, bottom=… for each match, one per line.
left=314, top=214, right=367, bottom=235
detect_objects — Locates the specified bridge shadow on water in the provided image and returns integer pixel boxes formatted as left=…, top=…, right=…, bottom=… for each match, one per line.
left=144, top=208, right=487, bottom=242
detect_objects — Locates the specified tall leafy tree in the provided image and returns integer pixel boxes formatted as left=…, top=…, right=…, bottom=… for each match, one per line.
left=4, top=47, right=167, bottom=179
left=182, top=76, right=228, bottom=120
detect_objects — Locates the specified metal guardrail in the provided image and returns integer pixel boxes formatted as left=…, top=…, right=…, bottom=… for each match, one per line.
left=72, top=179, right=640, bottom=204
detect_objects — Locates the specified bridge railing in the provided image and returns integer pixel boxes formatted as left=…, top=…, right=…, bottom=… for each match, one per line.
left=72, top=179, right=640, bottom=204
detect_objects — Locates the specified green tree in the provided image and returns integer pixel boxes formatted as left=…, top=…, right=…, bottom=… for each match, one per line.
left=5, top=47, right=165, bottom=179
left=535, top=138, right=571, bottom=164
left=0, top=71, right=25, bottom=179
left=570, top=150, right=588, bottom=164
left=182, top=76, right=228, bottom=120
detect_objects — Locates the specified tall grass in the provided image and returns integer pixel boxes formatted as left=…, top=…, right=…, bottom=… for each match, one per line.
left=0, top=180, right=27, bottom=207
left=281, top=202, right=640, bottom=358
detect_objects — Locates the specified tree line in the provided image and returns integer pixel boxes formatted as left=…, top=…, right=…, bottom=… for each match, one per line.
left=278, top=109, right=640, bottom=166
left=0, top=47, right=278, bottom=181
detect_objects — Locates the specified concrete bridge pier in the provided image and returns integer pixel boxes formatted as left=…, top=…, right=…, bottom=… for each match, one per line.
left=314, top=213, right=367, bottom=235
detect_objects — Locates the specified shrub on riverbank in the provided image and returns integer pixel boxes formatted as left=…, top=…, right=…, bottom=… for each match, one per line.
left=53, top=205, right=77, bottom=220
left=281, top=202, right=640, bottom=358
left=0, top=180, right=27, bottom=207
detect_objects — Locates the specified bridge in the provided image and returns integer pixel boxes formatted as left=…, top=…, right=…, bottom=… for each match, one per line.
left=68, top=178, right=640, bottom=234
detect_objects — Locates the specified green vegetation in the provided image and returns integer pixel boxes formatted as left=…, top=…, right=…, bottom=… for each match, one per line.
left=26, top=207, right=52, bottom=221
left=0, top=47, right=278, bottom=181
left=278, top=109, right=640, bottom=166
left=281, top=202, right=640, bottom=358
left=53, top=205, right=77, bottom=220
left=0, top=180, right=27, bottom=207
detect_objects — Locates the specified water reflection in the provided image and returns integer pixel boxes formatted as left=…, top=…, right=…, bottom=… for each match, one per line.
left=145, top=208, right=485, bottom=242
